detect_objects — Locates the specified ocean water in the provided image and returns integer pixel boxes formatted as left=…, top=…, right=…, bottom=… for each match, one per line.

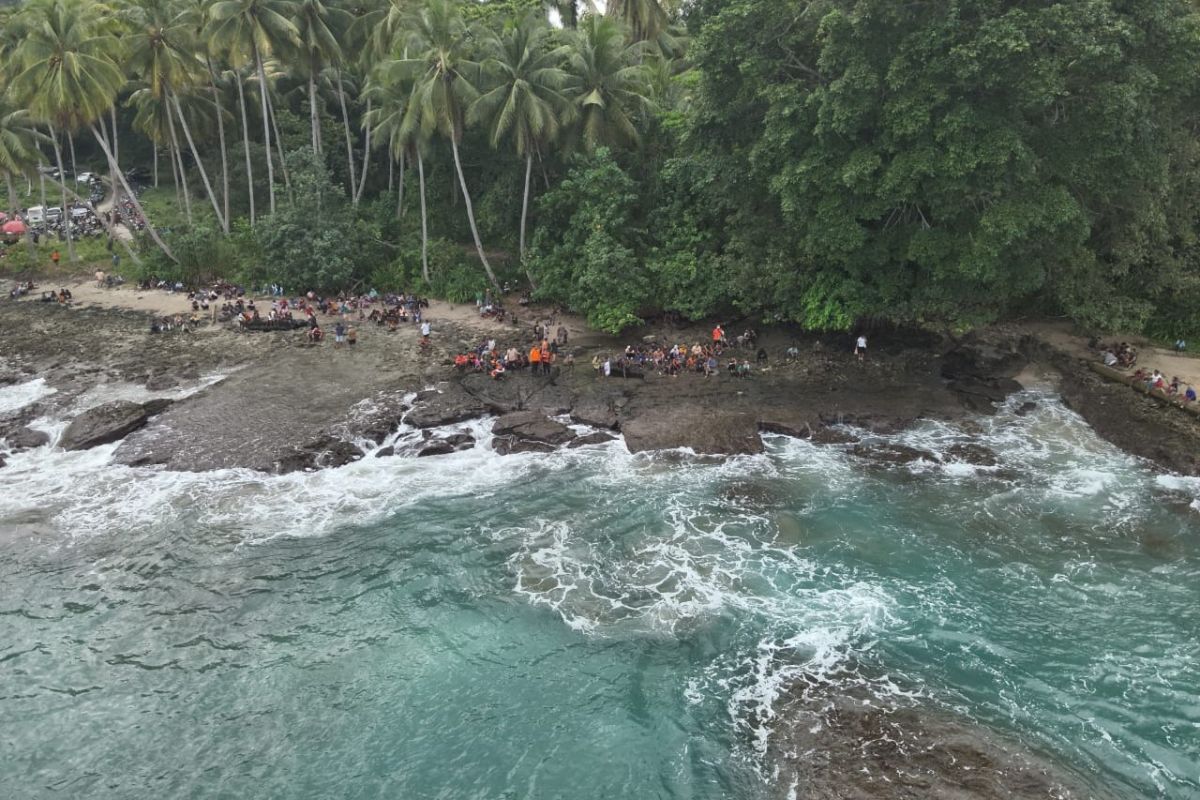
left=0, top=383, right=1197, bottom=799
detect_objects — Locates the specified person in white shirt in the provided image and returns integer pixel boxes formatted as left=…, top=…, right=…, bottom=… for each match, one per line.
left=854, top=334, right=867, bottom=361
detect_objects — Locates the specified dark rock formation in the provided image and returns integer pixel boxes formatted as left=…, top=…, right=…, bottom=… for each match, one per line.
left=417, top=433, right=476, bottom=457
left=945, top=443, right=999, bottom=466
left=59, top=400, right=171, bottom=451
left=374, top=446, right=396, bottom=458
left=623, top=409, right=764, bottom=455
left=568, top=431, right=618, bottom=448
left=274, top=435, right=364, bottom=473
left=851, top=443, right=939, bottom=465
left=6, top=426, right=50, bottom=450
left=491, top=410, right=575, bottom=455
left=405, top=385, right=488, bottom=428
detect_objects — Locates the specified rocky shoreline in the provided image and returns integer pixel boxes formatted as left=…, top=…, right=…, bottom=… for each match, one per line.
left=4, top=299, right=1200, bottom=477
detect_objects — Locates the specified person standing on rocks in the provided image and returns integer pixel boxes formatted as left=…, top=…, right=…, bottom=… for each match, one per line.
left=334, top=320, right=346, bottom=347
left=855, top=334, right=867, bottom=361
left=529, top=343, right=542, bottom=374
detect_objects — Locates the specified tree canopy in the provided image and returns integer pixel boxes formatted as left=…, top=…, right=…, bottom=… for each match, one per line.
left=2, top=0, right=1200, bottom=335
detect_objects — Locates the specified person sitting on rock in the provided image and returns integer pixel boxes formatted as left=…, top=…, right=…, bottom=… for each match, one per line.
left=1186, top=386, right=1197, bottom=403
left=756, top=347, right=769, bottom=365
left=1102, top=349, right=1118, bottom=367
left=739, top=359, right=752, bottom=377
left=307, top=325, right=324, bottom=343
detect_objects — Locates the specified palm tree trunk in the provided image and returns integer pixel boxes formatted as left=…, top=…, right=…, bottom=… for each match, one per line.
left=172, top=92, right=227, bottom=233
left=354, top=98, right=372, bottom=204
left=207, top=58, right=231, bottom=231
left=110, top=106, right=121, bottom=207
left=520, top=152, right=532, bottom=261
left=396, top=149, right=405, bottom=219
left=153, top=146, right=159, bottom=187
left=267, top=88, right=290, bottom=189
left=336, top=70, right=357, bottom=196
left=235, top=73, right=256, bottom=226
left=417, top=150, right=428, bottom=284
left=169, top=137, right=181, bottom=208
left=166, top=108, right=193, bottom=225
left=309, top=73, right=321, bottom=154
left=66, top=129, right=77, bottom=176
left=90, top=123, right=176, bottom=261
left=253, top=43, right=276, bottom=215
left=388, top=154, right=393, bottom=192
left=450, top=138, right=499, bottom=291
left=47, top=125, right=75, bottom=263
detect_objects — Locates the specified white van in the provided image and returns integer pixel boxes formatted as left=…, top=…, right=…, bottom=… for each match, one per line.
left=46, top=207, right=63, bottom=222
left=25, top=206, right=45, bottom=224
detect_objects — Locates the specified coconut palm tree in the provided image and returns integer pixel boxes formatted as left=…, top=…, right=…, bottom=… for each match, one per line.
left=175, top=0, right=235, bottom=229
left=363, top=74, right=433, bottom=282
left=472, top=14, right=570, bottom=267
left=294, top=0, right=350, bottom=155
left=564, top=14, right=652, bottom=153
left=606, top=0, right=669, bottom=45
left=208, top=0, right=299, bottom=215
left=392, top=0, right=499, bottom=291
left=121, top=0, right=228, bottom=232
left=0, top=104, right=47, bottom=260
left=12, top=0, right=176, bottom=261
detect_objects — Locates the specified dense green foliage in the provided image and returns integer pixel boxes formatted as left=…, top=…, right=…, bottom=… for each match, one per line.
left=3, top=0, right=1200, bottom=336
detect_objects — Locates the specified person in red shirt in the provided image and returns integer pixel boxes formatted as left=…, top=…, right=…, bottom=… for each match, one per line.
left=712, top=324, right=724, bottom=345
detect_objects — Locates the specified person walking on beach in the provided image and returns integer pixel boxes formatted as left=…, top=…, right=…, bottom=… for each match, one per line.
left=854, top=334, right=867, bottom=361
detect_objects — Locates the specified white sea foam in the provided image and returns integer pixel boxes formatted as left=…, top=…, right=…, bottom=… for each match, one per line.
left=0, top=378, right=57, bottom=414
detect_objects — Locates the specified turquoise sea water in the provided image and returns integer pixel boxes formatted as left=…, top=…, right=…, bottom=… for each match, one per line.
left=0, top=385, right=1197, bottom=799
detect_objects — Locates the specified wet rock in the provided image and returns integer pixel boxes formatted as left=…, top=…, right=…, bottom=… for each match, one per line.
left=1015, top=400, right=1038, bottom=416
left=945, top=443, right=999, bottom=466
left=492, top=437, right=557, bottom=455
left=568, top=431, right=617, bottom=448
left=405, top=385, right=487, bottom=428
left=759, top=417, right=860, bottom=445
left=769, top=689, right=1117, bottom=800
left=623, top=409, right=764, bottom=455
left=493, top=411, right=575, bottom=444
left=6, top=426, right=50, bottom=450
left=942, top=340, right=1027, bottom=381
left=59, top=400, right=169, bottom=451
left=374, top=446, right=395, bottom=458
left=274, top=436, right=364, bottom=473
left=0, top=455, right=5, bottom=468
left=340, top=392, right=412, bottom=443
left=417, top=433, right=476, bottom=457
left=145, top=373, right=179, bottom=391
left=461, top=372, right=572, bottom=415
left=570, top=402, right=620, bottom=430
left=851, top=443, right=939, bottom=465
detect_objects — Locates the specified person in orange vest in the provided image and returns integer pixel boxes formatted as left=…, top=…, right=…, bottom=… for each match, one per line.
left=50, top=249, right=60, bottom=267
left=529, top=343, right=541, bottom=375
left=712, top=323, right=724, bottom=345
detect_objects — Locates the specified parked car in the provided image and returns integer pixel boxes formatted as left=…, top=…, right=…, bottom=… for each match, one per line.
left=46, top=207, right=64, bottom=223
left=70, top=206, right=89, bottom=220
left=76, top=172, right=96, bottom=185
left=25, top=206, right=45, bottom=224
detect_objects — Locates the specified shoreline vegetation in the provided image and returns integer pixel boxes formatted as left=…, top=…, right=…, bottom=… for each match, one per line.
left=2, top=0, right=1200, bottom=342
left=4, top=274, right=1200, bottom=479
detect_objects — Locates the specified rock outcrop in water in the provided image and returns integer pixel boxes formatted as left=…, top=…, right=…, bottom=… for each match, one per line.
left=60, top=400, right=171, bottom=451
left=492, top=410, right=576, bottom=454
left=765, top=686, right=1119, bottom=800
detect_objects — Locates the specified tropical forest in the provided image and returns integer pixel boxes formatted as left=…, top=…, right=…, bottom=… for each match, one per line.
left=2, top=0, right=1199, bottom=336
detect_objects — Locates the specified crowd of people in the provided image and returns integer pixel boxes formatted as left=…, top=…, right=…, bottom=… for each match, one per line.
left=1131, top=368, right=1197, bottom=403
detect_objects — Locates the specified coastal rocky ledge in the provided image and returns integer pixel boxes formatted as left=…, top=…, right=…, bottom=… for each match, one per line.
left=5, top=300, right=1200, bottom=476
